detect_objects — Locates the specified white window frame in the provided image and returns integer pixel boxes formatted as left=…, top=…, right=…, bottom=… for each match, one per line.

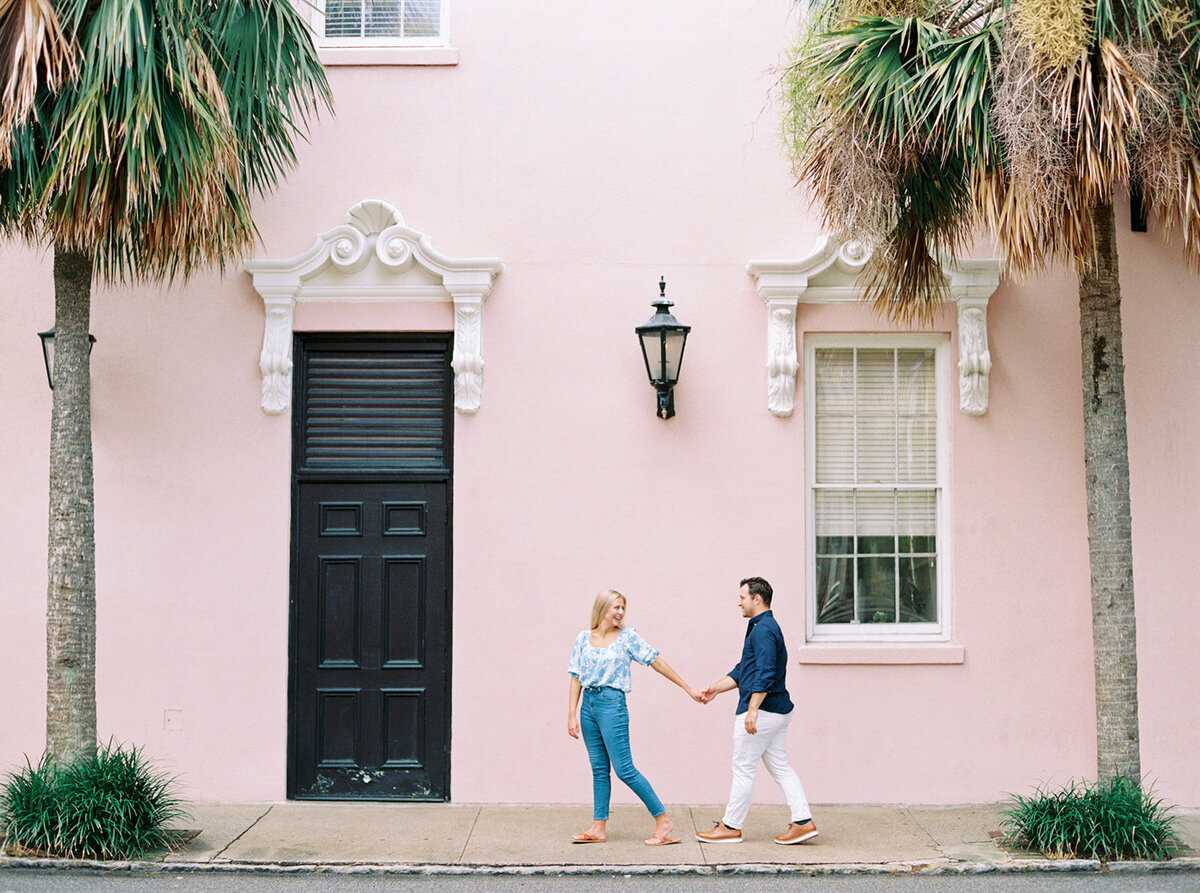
left=310, top=0, right=448, bottom=45
left=804, top=333, right=952, bottom=644
left=302, top=0, right=457, bottom=66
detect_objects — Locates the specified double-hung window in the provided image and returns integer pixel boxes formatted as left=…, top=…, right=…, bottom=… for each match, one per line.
left=311, top=0, right=445, bottom=44
left=806, top=334, right=950, bottom=642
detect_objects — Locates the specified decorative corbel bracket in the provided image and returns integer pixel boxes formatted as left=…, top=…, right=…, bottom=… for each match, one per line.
left=244, top=200, right=503, bottom=415
left=748, top=238, right=1001, bottom=416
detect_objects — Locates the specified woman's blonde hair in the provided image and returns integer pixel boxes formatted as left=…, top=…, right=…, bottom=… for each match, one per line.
left=590, top=589, right=626, bottom=630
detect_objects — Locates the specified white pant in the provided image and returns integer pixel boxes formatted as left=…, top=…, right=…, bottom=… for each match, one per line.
left=722, top=709, right=811, bottom=830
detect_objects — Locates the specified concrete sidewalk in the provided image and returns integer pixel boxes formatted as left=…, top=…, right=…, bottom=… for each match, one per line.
left=5, top=802, right=1198, bottom=875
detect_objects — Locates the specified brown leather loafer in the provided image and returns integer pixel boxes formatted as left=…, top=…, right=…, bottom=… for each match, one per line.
left=774, top=819, right=819, bottom=844
left=696, top=821, right=743, bottom=843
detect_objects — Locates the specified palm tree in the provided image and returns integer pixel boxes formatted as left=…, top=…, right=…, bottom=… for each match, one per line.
left=781, top=0, right=1197, bottom=782
left=0, top=0, right=332, bottom=761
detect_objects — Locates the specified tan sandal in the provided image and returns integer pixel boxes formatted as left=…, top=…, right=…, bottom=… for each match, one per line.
left=644, top=835, right=681, bottom=846
left=571, top=832, right=606, bottom=843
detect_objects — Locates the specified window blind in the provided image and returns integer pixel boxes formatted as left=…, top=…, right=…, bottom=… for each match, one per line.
left=813, top=346, right=939, bottom=626
left=322, top=0, right=440, bottom=38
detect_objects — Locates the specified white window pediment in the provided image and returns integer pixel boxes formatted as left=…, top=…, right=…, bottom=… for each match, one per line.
left=747, top=237, right=1001, bottom=417
left=244, top=199, right=502, bottom=416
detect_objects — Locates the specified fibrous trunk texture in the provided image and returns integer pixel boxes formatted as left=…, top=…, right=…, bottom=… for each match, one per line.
left=1078, top=203, right=1141, bottom=783
left=45, top=246, right=97, bottom=761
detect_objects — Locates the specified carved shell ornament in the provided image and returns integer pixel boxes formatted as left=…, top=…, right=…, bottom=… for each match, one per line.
left=839, top=239, right=869, bottom=264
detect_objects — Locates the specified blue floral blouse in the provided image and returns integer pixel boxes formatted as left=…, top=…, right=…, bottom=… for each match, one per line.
left=568, top=627, right=660, bottom=692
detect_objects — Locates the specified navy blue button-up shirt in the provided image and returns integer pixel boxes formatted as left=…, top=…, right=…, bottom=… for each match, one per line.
left=728, top=610, right=793, bottom=716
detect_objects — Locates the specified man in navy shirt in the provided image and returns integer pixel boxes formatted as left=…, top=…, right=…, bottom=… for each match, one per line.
left=695, top=577, right=818, bottom=845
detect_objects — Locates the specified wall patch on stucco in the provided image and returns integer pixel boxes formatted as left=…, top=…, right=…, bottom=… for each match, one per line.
left=244, top=200, right=503, bottom=415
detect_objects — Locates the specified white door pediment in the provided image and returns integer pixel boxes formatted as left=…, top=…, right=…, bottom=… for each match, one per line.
left=244, top=200, right=503, bottom=415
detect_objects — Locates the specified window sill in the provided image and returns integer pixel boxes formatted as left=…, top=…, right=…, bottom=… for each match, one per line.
left=796, top=644, right=964, bottom=665
left=317, top=46, right=459, bottom=67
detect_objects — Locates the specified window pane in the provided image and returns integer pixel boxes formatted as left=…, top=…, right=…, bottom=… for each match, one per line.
left=855, top=489, right=894, bottom=538
left=814, top=348, right=854, bottom=412
left=858, top=556, right=895, bottom=623
left=815, top=556, right=854, bottom=623
left=364, top=0, right=402, bottom=36
left=897, top=489, right=936, bottom=537
left=898, top=415, right=936, bottom=483
left=814, top=415, right=854, bottom=483
left=815, top=489, right=854, bottom=538
left=857, top=535, right=894, bottom=555
left=857, top=413, right=897, bottom=483
left=899, top=556, right=937, bottom=622
left=325, top=0, right=364, bottom=36
left=403, top=0, right=441, bottom=36
left=855, top=349, right=895, bottom=413
left=816, top=534, right=853, bottom=555
left=897, top=349, right=935, bottom=414
left=899, top=534, right=936, bottom=553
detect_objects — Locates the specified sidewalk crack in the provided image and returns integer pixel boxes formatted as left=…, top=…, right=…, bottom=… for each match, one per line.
left=212, top=805, right=274, bottom=862
left=689, top=807, right=713, bottom=865
left=457, top=806, right=482, bottom=863
left=901, top=807, right=943, bottom=849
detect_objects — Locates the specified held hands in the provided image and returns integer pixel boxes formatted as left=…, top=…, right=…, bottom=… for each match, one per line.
left=686, top=683, right=721, bottom=705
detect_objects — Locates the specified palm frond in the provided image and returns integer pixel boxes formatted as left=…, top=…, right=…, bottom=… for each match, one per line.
left=40, top=0, right=250, bottom=281
left=1066, top=40, right=1158, bottom=205
left=915, top=21, right=1002, bottom=165
left=204, top=0, right=333, bottom=197
left=848, top=147, right=977, bottom=321
left=1093, top=0, right=1179, bottom=43
left=941, top=0, right=1005, bottom=34
left=801, top=113, right=901, bottom=245
left=0, top=0, right=74, bottom=167
left=790, top=0, right=1200, bottom=313
left=809, top=16, right=943, bottom=151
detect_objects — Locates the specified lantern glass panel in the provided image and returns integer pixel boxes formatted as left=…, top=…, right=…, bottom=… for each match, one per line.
left=639, top=330, right=665, bottom=381
left=662, top=329, right=687, bottom=381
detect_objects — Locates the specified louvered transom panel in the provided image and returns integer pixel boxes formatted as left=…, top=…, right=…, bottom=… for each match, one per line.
left=299, top=344, right=449, bottom=471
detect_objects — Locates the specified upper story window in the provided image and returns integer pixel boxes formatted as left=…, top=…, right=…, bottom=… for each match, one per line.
left=312, top=0, right=446, bottom=45
left=805, top=334, right=951, bottom=643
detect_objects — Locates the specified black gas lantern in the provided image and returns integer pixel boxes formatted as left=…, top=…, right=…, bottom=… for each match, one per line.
left=39, top=326, right=97, bottom=390
left=636, top=278, right=691, bottom=420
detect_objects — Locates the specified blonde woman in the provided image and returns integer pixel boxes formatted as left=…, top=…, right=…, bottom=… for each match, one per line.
left=567, top=589, right=704, bottom=845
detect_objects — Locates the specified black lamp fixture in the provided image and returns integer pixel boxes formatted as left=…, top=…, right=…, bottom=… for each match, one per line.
left=636, top=277, right=691, bottom=420
left=38, top=326, right=96, bottom=390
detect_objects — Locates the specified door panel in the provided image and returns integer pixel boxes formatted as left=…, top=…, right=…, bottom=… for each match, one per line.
left=293, top=480, right=449, bottom=799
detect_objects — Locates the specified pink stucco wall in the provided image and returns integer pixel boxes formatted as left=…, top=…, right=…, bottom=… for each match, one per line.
left=2, top=0, right=1197, bottom=807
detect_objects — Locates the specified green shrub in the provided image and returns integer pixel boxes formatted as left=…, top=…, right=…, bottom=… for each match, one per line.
left=0, top=754, right=61, bottom=855
left=1002, top=775, right=1179, bottom=861
left=1, top=742, right=186, bottom=860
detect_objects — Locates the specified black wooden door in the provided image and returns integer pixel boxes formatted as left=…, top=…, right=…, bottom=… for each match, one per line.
left=290, top=336, right=451, bottom=800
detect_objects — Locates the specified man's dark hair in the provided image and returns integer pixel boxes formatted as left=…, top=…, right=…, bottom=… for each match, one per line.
left=740, top=576, right=773, bottom=607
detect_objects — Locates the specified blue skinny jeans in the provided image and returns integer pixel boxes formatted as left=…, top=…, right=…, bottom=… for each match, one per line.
left=580, top=686, right=665, bottom=821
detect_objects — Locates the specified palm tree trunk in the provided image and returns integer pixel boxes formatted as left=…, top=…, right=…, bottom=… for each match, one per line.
left=1078, top=203, right=1140, bottom=783
left=45, top=246, right=97, bottom=761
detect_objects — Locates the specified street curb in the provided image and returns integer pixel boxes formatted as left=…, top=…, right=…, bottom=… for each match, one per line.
left=3, top=855, right=1200, bottom=876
